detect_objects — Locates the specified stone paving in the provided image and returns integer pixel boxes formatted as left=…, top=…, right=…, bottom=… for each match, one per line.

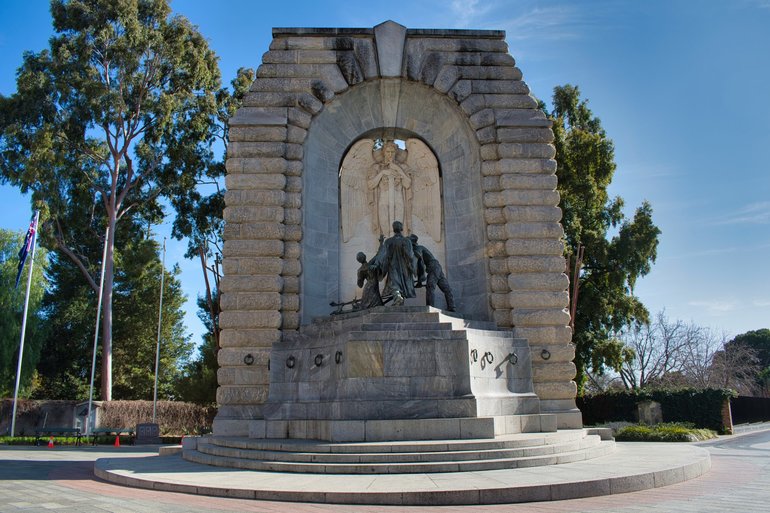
left=1, top=426, right=769, bottom=512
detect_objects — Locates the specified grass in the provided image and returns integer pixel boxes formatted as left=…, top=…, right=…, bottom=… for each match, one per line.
left=615, top=422, right=718, bottom=442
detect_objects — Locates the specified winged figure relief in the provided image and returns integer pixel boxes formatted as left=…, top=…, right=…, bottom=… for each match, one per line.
left=340, top=138, right=441, bottom=243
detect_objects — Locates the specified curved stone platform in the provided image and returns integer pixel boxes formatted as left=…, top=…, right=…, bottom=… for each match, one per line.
left=185, top=430, right=612, bottom=474
left=95, top=442, right=710, bottom=505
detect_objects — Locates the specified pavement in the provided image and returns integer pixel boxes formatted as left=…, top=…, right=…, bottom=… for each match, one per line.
left=1, top=425, right=769, bottom=512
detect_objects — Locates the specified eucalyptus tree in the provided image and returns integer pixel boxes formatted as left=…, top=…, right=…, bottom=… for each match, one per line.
left=0, top=0, right=222, bottom=399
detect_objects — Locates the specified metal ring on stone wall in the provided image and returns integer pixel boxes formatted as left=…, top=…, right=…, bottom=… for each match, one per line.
left=470, top=349, right=478, bottom=362
left=243, top=353, right=255, bottom=365
left=267, top=358, right=270, bottom=370
left=484, top=352, right=494, bottom=364
left=335, top=351, right=342, bottom=364
left=541, top=349, right=551, bottom=360
left=314, top=354, right=324, bottom=366
left=286, top=355, right=296, bottom=368
left=508, top=352, right=518, bottom=365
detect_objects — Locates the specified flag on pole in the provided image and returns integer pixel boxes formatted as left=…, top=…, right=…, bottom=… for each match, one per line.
left=15, top=212, right=38, bottom=288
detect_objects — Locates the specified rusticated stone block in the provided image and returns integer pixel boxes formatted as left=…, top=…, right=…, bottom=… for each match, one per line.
left=223, top=206, right=284, bottom=223
left=284, top=208, right=302, bottom=225
left=287, top=125, right=308, bottom=144
left=219, top=310, right=282, bottom=330
left=281, top=294, right=300, bottom=311
left=236, top=257, right=283, bottom=275
left=482, top=158, right=558, bottom=175
left=227, top=141, right=286, bottom=159
left=471, top=79, right=529, bottom=94
left=490, top=275, right=509, bottom=293
left=282, top=276, right=300, bottom=294
left=487, top=224, right=507, bottom=241
left=223, top=240, right=283, bottom=257
left=490, top=293, right=510, bottom=309
left=481, top=93, right=538, bottom=109
left=492, top=308, right=512, bottom=327
left=514, top=326, right=573, bottom=345
left=449, top=79, right=472, bottom=103
left=511, top=308, right=571, bottom=326
left=485, top=240, right=507, bottom=258
left=225, top=157, right=291, bottom=175
left=500, top=174, right=558, bottom=190
left=218, top=366, right=270, bottom=386
left=480, top=143, right=499, bottom=160
left=505, top=239, right=564, bottom=256
left=484, top=207, right=505, bottom=224
left=469, top=108, right=495, bottom=129
left=228, top=107, right=288, bottom=127
left=509, top=290, right=569, bottom=309
left=460, top=94, right=486, bottom=116
left=476, top=125, right=497, bottom=145
left=281, top=311, right=300, bottom=330
left=507, top=256, right=567, bottom=273
left=225, top=173, right=286, bottom=191
left=219, top=328, right=281, bottom=348
left=222, top=224, right=240, bottom=240
left=283, top=192, right=302, bottom=209
left=503, top=205, right=562, bottom=222
left=218, top=347, right=270, bottom=367
left=529, top=343, right=575, bottom=363
left=228, top=190, right=286, bottom=207
left=285, top=176, right=302, bottom=193
left=220, top=274, right=283, bottom=293
left=287, top=107, right=312, bottom=129
left=282, top=259, right=301, bottom=277
left=284, top=241, right=301, bottom=259
left=533, top=381, right=578, bottom=400
left=497, top=127, right=554, bottom=143
left=495, top=108, right=550, bottom=128
left=283, top=225, right=302, bottom=242
left=508, top=272, right=569, bottom=291
left=216, top=385, right=269, bottom=405
left=488, top=257, right=508, bottom=275
left=240, top=223, right=285, bottom=241
left=220, top=292, right=281, bottom=312
left=532, top=361, right=576, bottom=381
left=455, top=65, right=522, bottom=81
left=501, top=189, right=560, bottom=206
left=482, top=176, right=501, bottom=192
left=505, top=222, right=564, bottom=239
left=228, top=126, right=287, bottom=143
left=498, top=142, right=556, bottom=159
left=285, top=142, right=304, bottom=160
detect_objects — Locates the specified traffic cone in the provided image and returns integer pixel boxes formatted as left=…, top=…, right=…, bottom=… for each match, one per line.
left=114, top=435, right=120, bottom=447
left=48, top=436, right=54, bottom=448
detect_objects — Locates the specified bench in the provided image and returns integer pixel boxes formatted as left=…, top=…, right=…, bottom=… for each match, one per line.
left=35, top=427, right=82, bottom=446
left=91, top=427, right=135, bottom=445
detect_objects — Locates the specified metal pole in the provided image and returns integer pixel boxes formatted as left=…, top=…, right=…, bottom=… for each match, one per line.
left=86, top=225, right=110, bottom=436
left=152, top=238, right=166, bottom=423
left=10, top=210, right=40, bottom=437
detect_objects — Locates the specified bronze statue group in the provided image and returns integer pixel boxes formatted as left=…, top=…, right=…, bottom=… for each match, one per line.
left=355, top=220, right=455, bottom=312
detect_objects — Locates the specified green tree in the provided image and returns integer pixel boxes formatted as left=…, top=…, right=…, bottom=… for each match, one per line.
left=0, top=0, right=222, bottom=400
left=543, top=85, right=661, bottom=392
left=0, top=228, right=48, bottom=396
left=176, top=294, right=219, bottom=405
left=33, top=221, right=192, bottom=400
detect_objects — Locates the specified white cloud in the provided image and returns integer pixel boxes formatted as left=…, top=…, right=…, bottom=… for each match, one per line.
left=713, top=201, right=770, bottom=225
left=687, top=300, right=739, bottom=315
left=753, top=300, right=770, bottom=307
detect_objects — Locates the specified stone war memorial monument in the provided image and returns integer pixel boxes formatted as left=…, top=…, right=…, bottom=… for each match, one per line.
left=195, top=17, right=592, bottom=463
left=100, top=21, right=712, bottom=505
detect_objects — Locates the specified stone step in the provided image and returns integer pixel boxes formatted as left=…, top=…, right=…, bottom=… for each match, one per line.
left=184, top=438, right=615, bottom=474
left=348, top=329, right=468, bottom=341
left=360, top=321, right=454, bottom=331
left=196, top=435, right=601, bottom=465
left=212, top=430, right=585, bottom=453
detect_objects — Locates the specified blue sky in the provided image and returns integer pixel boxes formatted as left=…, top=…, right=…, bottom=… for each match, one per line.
left=1, top=0, right=769, bottom=344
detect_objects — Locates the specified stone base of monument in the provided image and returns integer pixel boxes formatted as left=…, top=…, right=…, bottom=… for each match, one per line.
left=196, top=307, right=613, bottom=475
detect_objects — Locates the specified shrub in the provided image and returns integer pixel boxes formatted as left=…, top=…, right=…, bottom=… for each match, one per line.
left=99, top=400, right=215, bottom=435
left=616, top=422, right=717, bottom=442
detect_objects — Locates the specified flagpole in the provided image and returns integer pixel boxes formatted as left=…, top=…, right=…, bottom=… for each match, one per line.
left=10, top=210, right=40, bottom=438
left=152, top=237, right=166, bottom=423
left=85, top=225, right=110, bottom=436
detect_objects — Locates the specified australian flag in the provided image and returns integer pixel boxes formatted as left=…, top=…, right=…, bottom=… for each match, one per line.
left=15, top=212, right=38, bottom=288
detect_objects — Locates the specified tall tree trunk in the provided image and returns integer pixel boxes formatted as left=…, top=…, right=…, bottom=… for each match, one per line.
left=100, top=212, right=117, bottom=400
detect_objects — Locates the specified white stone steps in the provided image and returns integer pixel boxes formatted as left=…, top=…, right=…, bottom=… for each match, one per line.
left=184, top=438, right=614, bottom=474
left=360, top=321, right=454, bottom=331
left=196, top=436, right=600, bottom=464
left=210, top=430, right=586, bottom=453
left=347, top=329, right=469, bottom=341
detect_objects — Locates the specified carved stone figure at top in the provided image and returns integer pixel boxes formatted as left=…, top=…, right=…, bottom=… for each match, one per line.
left=340, top=138, right=442, bottom=243
left=371, top=221, right=416, bottom=305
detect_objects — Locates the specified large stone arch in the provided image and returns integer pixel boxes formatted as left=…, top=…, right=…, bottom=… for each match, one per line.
left=216, top=21, right=579, bottom=436
left=302, top=79, right=488, bottom=321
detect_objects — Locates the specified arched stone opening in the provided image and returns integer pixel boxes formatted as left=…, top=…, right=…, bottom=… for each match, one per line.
left=301, top=80, right=488, bottom=322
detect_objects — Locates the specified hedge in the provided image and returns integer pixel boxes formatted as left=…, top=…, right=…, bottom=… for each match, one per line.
left=578, top=388, right=736, bottom=433
left=99, top=400, right=215, bottom=436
